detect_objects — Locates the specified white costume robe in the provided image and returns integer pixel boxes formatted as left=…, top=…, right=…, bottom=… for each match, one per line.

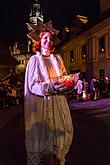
left=24, top=52, right=73, bottom=165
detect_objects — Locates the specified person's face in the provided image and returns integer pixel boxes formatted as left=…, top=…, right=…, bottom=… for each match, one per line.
left=40, top=32, right=53, bottom=50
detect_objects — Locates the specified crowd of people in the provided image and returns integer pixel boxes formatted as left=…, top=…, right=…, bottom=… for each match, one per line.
left=0, top=73, right=110, bottom=110
left=0, top=79, right=23, bottom=109
left=68, top=75, right=110, bottom=102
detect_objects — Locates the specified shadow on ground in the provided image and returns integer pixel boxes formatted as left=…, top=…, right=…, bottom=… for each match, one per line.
left=0, top=99, right=110, bottom=165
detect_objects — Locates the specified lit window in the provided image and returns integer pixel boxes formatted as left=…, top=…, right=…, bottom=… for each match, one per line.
left=82, top=44, right=86, bottom=58
left=70, top=50, right=74, bottom=62
left=65, top=27, right=69, bottom=32
left=99, top=36, right=105, bottom=53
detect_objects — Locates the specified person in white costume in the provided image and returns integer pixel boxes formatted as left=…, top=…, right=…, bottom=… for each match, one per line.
left=75, top=79, right=83, bottom=102
left=24, top=21, right=73, bottom=165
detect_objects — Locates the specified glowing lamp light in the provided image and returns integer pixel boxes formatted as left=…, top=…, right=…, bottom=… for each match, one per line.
left=83, top=54, right=86, bottom=58
left=65, top=27, right=69, bottom=32
left=77, top=15, right=88, bottom=24
left=82, top=90, right=86, bottom=100
left=65, top=78, right=74, bottom=89
left=58, top=73, right=80, bottom=91
left=59, top=75, right=74, bottom=89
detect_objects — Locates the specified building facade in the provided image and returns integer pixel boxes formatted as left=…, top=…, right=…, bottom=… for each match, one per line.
left=0, top=42, right=18, bottom=80
left=58, top=2, right=110, bottom=81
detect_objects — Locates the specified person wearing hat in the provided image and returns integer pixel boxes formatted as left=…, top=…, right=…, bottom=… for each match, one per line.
left=24, top=19, right=73, bottom=165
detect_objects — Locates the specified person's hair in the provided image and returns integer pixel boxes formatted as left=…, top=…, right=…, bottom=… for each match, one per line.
left=32, top=30, right=55, bottom=53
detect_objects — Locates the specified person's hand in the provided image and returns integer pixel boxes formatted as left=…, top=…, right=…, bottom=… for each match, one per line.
left=52, top=79, right=67, bottom=92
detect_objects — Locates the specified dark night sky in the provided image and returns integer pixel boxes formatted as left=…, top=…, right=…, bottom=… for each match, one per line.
left=0, top=0, right=100, bottom=44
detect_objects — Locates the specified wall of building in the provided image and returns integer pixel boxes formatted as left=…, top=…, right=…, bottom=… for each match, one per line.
left=100, top=0, right=110, bottom=13
left=59, top=16, right=110, bottom=81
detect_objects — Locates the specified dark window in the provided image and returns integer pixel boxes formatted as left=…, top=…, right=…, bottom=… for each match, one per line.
left=82, top=72, right=86, bottom=79
left=99, top=37, right=105, bottom=52
left=99, top=69, right=105, bottom=80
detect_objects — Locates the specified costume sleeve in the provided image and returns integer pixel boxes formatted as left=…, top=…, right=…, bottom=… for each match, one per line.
left=24, top=56, right=56, bottom=97
left=57, top=54, right=67, bottom=76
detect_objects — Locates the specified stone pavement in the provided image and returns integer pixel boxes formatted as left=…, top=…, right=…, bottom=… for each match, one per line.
left=0, top=98, right=110, bottom=165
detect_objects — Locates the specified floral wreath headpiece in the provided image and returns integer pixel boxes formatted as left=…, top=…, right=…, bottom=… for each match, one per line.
left=26, top=18, right=60, bottom=45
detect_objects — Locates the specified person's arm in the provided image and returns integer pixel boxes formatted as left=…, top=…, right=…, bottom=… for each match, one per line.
left=25, top=56, right=55, bottom=96
left=56, top=54, right=67, bottom=76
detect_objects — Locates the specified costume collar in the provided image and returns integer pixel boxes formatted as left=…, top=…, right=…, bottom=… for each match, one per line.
left=41, top=47, right=51, bottom=57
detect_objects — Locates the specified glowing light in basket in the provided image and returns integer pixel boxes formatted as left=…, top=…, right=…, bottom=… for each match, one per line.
left=58, top=73, right=80, bottom=90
